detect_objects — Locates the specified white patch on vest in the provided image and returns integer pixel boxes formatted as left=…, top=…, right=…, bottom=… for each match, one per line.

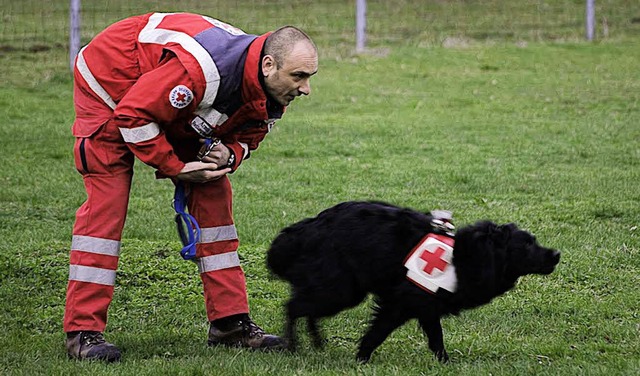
left=191, top=107, right=228, bottom=137
left=169, top=85, right=194, bottom=109
left=404, top=234, right=457, bottom=293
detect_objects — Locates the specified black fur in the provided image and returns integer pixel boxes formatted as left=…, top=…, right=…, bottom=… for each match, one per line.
left=266, top=201, right=560, bottom=363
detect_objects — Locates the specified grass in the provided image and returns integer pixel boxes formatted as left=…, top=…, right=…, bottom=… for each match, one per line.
left=1, top=1, right=639, bottom=375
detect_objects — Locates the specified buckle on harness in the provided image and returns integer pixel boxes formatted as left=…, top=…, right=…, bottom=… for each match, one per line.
left=197, top=138, right=221, bottom=161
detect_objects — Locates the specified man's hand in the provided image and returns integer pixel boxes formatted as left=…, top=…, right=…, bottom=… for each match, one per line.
left=177, top=161, right=231, bottom=183
left=198, top=139, right=231, bottom=167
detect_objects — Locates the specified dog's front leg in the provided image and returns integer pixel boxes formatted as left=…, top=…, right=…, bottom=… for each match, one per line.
left=418, top=316, right=448, bottom=363
left=356, top=306, right=408, bottom=363
left=285, top=303, right=298, bottom=351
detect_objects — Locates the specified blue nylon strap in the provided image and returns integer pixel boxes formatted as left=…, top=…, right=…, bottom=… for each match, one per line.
left=173, top=182, right=201, bottom=260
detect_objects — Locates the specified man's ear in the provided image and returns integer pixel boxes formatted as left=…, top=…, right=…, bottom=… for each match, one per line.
left=261, top=55, right=276, bottom=77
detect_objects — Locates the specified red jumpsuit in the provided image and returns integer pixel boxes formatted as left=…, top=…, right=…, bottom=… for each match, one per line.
left=64, top=13, right=284, bottom=332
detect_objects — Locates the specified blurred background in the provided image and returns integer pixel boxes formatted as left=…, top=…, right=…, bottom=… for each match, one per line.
left=2, top=0, right=639, bottom=84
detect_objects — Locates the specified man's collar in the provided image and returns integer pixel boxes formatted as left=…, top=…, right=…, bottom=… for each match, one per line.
left=242, top=32, right=285, bottom=119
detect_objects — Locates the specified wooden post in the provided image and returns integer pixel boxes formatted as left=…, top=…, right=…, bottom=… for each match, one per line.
left=586, top=0, right=595, bottom=41
left=356, top=0, right=366, bottom=52
left=69, top=0, right=81, bottom=71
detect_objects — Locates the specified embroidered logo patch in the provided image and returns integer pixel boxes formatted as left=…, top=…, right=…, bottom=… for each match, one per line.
left=169, top=85, right=193, bottom=109
left=404, top=234, right=457, bottom=293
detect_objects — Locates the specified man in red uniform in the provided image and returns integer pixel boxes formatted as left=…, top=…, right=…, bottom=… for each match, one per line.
left=64, top=12, right=318, bottom=362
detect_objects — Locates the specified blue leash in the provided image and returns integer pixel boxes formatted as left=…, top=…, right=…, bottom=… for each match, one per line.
left=173, top=138, right=219, bottom=260
left=173, top=182, right=201, bottom=260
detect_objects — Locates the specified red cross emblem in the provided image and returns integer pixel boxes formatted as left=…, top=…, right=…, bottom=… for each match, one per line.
left=419, top=246, right=448, bottom=274
left=169, top=85, right=193, bottom=109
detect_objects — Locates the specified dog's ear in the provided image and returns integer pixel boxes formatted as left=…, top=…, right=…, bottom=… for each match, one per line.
left=491, top=223, right=516, bottom=247
left=455, top=221, right=498, bottom=260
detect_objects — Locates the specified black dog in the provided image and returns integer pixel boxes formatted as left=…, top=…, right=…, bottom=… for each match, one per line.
left=266, top=201, right=560, bottom=363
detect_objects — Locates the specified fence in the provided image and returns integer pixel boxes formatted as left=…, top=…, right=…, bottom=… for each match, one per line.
left=1, top=0, right=639, bottom=83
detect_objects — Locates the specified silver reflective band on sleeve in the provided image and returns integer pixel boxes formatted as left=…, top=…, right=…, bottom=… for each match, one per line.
left=71, top=235, right=120, bottom=256
left=238, top=142, right=249, bottom=160
left=199, top=225, right=238, bottom=243
left=75, top=47, right=117, bottom=110
left=119, top=122, right=161, bottom=143
left=193, top=107, right=228, bottom=126
left=191, top=108, right=229, bottom=137
left=197, top=252, right=241, bottom=274
left=139, top=13, right=221, bottom=108
left=69, top=265, right=116, bottom=286
left=201, top=16, right=246, bottom=36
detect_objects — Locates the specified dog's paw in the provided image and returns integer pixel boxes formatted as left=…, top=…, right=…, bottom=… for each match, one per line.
left=435, top=349, right=449, bottom=363
left=311, top=337, right=327, bottom=349
left=356, top=354, right=371, bottom=364
left=282, top=338, right=297, bottom=353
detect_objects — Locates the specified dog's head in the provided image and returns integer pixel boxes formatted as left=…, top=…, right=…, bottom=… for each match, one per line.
left=499, top=223, right=561, bottom=277
left=452, top=221, right=560, bottom=306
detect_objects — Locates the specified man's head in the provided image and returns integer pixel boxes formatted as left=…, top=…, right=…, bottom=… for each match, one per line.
left=261, top=26, right=318, bottom=106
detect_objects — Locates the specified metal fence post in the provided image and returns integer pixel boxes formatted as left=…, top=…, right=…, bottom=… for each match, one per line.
left=586, top=0, right=595, bottom=40
left=356, top=0, right=366, bottom=52
left=69, top=0, right=81, bottom=71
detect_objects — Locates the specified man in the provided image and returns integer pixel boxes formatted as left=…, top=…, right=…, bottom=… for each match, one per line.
left=64, top=12, right=318, bottom=362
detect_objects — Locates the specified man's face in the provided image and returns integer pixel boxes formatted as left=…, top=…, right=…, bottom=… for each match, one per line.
left=262, top=41, right=318, bottom=106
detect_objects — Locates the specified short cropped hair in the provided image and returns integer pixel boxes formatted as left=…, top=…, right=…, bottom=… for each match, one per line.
left=264, top=26, right=317, bottom=68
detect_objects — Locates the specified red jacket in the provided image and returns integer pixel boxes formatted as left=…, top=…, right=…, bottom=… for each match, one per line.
left=73, top=12, right=285, bottom=176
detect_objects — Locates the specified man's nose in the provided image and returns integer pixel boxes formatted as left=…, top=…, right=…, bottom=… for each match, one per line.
left=298, top=78, right=311, bottom=96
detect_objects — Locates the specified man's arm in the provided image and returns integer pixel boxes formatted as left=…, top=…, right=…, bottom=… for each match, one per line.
left=111, top=55, right=211, bottom=177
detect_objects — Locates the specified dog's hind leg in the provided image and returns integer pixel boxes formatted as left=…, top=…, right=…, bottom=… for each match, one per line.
left=356, top=304, right=409, bottom=363
left=418, top=316, right=448, bottom=363
left=307, top=318, right=325, bottom=349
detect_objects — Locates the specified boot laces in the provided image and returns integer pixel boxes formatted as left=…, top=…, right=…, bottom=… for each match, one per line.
left=82, top=331, right=107, bottom=346
left=241, top=319, right=265, bottom=339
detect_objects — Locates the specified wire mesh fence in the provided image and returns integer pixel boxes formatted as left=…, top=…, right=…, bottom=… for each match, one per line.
left=1, top=0, right=639, bottom=83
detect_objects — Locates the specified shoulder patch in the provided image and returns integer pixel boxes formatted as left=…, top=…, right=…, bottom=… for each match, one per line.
left=169, top=85, right=194, bottom=109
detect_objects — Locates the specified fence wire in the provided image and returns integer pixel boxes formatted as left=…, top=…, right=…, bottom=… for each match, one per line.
left=1, top=1, right=639, bottom=78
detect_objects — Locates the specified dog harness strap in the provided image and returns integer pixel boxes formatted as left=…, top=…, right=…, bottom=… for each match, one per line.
left=173, top=182, right=201, bottom=260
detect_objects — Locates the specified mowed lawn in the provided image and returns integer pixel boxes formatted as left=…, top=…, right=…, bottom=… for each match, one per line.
left=1, top=26, right=639, bottom=376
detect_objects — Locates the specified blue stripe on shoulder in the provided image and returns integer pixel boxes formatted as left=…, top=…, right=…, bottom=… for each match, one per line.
left=194, top=28, right=257, bottom=103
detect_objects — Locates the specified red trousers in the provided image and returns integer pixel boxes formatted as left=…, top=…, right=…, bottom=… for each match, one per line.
left=63, top=117, right=249, bottom=332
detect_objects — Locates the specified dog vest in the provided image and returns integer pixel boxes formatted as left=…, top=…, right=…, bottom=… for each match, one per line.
left=404, top=233, right=457, bottom=293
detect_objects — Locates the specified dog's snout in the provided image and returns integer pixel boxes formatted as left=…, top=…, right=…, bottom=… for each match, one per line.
left=548, top=250, right=561, bottom=265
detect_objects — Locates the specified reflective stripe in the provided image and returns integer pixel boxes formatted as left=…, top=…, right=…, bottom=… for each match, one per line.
left=138, top=13, right=221, bottom=108
left=193, top=107, right=226, bottom=126
left=199, top=225, right=238, bottom=243
left=76, top=47, right=117, bottom=110
left=238, top=142, right=249, bottom=160
left=71, top=235, right=120, bottom=256
left=69, top=265, right=116, bottom=286
left=197, top=252, right=240, bottom=273
left=191, top=107, right=228, bottom=137
left=201, top=16, right=246, bottom=36
left=119, top=122, right=161, bottom=143
left=217, top=113, right=229, bottom=125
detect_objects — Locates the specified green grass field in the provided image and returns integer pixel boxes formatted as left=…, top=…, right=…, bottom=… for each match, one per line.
left=1, top=1, right=639, bottom=375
